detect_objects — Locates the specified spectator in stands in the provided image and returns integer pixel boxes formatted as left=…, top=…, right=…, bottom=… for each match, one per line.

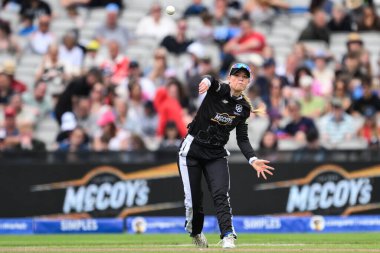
left=83, top=40, right=101, bottom=71
left=93, top=109, right=129, bottom=151
left=2, top=106, right=20, bottom=149
left=95, top=3, right=130, bottom=50
left=320, top=98, right=355, bottom=146
left=358, top=107, right=379, bottom=148
left=124, top=80, right=146, bottom=135
left=340, top=52, right=366, bottom=80
left=254, top=58, right=287, bottom=104
left=197, top=12, right=214, bottom=44
left=89, top=82, right=107, bottom=117
left=292, top=43, right=314, bottom=70
left=22, top=81, right=52, bottom=121
left=112, top=97, right=127, bottom=130
left=58, top=126, right=89, bottom=152
left=158, top=121, right=182, bottom=151
left=154, top=86, right=187, bottom=139
left=28, top=15, right=56, bottom=55
left=265, top=76, right=287, bottom=118
left=0, top=21, right=20, bottom=56
left=99, top=40, right=129, bottom=86
left=292, top=128, right=327, bottom=162
left=184, top=0, right=208, bottom=17
left=65, top=4, right=84, bottom=29
left=59, top=30, right=84, bottom=77
left=54, top=67, right=102, bottom=125
left=360, top=49, right=373, bottom=77
left=212, top=0, right=234, bottom=27
left=0, top=71, right=13, bottom=105
left=299, top=75, right=326, bottom=118
left=357, top=6, right=380, bottom=31
left=2, top=60, right=27, bottom=93
left=309, top=0, right=334, bottom=14
left=259, top=130, right=278, bottom=151
left=350, top=76, right=380, bottom=116
left=140, top=100, right=158, bottom=137
left=332, top=78, right=352, bottom=111
left=8, top=94, right=38, bottom=127
left=136, top=3, right=176, bottom=41
left=148, top=47, right=170, bottom=87
left=36, top=44, right=68, bottom=96
left=19, top=0, right=51, bottom=21
left=312, top=50, right=334, bottom=96
left=327, top=4, right=353, bottom=32
left=223, top=17, right=266, bottom=71
left=298, top=9, right=330, bottom=44
left=18, top=14, right=37, bottom=37
left=292, top=66, right=314, bottom=97
left=243, top=0, right=289, bottom=27
left=12, top=122, right=46, bottom=151
left=72, top=97, right=97, bottom=137
left=160, top=18, right=193, bottom=55
left=128, top=133, right=147, bottom=152
left=341, top=32, right=364, bottom=63
left=284, top=100, right=317, bottom=143
left=345, top=0, right=375, bottom=25
left=2, top=0, right=22, bottom=11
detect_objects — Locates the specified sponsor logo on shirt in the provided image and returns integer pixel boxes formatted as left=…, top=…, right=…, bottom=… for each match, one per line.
left=211, top=113, right=235, bottom=125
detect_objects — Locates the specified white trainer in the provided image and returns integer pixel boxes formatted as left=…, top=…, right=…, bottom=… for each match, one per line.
left=191, top=232, right=208, bottom=248
left=222, top=233, right=236, bottom=249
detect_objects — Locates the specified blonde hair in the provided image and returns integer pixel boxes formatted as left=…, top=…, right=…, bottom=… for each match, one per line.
left=242, top=93, right=266, bottom=116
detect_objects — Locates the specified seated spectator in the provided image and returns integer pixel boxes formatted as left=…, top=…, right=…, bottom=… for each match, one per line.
left=83, top=40, right=101, bottom=71
left=58, top=126, right=89, bottom=152
left=18, top=14, right=37, bottom=37
left=340, top=52, right=366, bottom=80
left=298, top=9, right=330, bottom=44
left=0, top=70, right=13, bottom=105
left=312, top=50, right=334, bottom=96
left=184, top=0, right=208, bottom=17
left=358, top=108, right=380, bottom=148
left=141, top=100, right=158, bottom=137
left=19, top=0, right=51, bottom=21
left=2, top=106, right=20, bottom=149
left=0, top=21, right=20, bottom=56
left=292, top=128, right=327, bottom=162
left=160, top=18, right=193, bottom=55
left=8, top=94, right=38, bottom=127
left=332, top=78, right=352, bottom=111
left=357, top=5, right=380, bottom=31
left=36, top=44, right=68, bottom=96
left=124, top=80, right=146, bottom=134
left=28, top=15, right=56, bottom=55
left=54, top=68, right=102, bottom=125
left=2, top=60, right=27, bottom=93
left=93, top=109, right=130, bottom=151
left=65, top=4, right=84, bottom=29
left=154, top=86, right=187, bottom=138
left=95, top=3, right=130, bottom=50
left=327, top=4, right=353, bottom=32
left=299, top=75, right=326, bottom=118
left=243, top=0, right=289, bottom=27
left=99, top=40, right=129, bottom=86
left=197, top=12, right=214, bottom=44
left=283, top=100, right=317, bottom=143
left=128, top=133, right=147, bottom=152
left=350, top=76, right=380, bottom=116
left=158, top=121, right=181, bottom=151
left=22, top=80, right=52, bottom=120
left=13, top=122, right=46, bottom=152
left=223, top=17, right=266, bottom=71
left=147, top=47, right=170, bottom=87
left=265, top=76, right=287, bottom=118
left=58, top=30, right=84, bottom=77
left=259, top=130, right=278, bottom=151
left=341, top=32, right=364, bottom=63
left=136, top=3, right=176, bottom=41
left=320, top=98, right=355, bottom=146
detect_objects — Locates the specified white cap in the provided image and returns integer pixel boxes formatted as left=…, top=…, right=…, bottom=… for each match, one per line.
left=61, top=112, right=77, bottom=131
left=187, top=42, right=205, bottom=59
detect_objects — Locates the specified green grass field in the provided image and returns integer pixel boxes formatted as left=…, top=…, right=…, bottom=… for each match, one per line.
left=0, top=233, right=379, bottom=253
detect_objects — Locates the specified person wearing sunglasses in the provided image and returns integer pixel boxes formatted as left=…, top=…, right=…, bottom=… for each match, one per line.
left=177, top=63, right=275, bottom=249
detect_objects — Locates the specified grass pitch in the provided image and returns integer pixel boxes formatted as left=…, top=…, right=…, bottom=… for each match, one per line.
left=0, top=233, right=379, bottom=253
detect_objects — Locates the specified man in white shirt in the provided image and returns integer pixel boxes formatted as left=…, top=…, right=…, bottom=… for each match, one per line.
left=28, top=15, right=56, bottom=55
left=136, top=3, right=177, bottom=41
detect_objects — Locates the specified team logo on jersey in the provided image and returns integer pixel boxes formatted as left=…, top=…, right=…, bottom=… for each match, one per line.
left=211, top=113, right=235, bottom=125
left=222, top=99, right=228, bottom=104
left=235, top=104, right=243, bottom=113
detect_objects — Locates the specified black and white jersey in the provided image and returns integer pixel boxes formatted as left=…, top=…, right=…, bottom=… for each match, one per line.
left=187, top=75, right=256, bottom=161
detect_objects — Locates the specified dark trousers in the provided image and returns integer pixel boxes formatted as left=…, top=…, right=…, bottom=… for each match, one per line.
left=178, top=148, right=235, bottom=238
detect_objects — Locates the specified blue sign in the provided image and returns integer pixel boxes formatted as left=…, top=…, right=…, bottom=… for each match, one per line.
left=34, top=218, right=123, bottom=234
left=233, top=216, right=309, bottom=233
left=308, top=215, right=380, bottom=233
left=0, top=219, right=33, bottom=234
left=126, top=216, right=217, bottom=234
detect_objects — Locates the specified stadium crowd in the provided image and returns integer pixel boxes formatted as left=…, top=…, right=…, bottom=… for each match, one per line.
left=0, top=0, right=379, bottom=153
